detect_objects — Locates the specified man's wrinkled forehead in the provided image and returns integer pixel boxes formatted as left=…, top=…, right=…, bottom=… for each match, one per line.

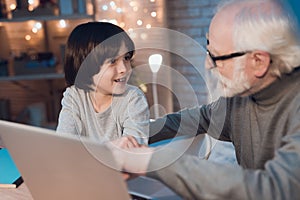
left=208, top=0, right=281, bottom=46
left=208, top=7, right=236, bottom=51
left=215, top=0, right=282, bottom=23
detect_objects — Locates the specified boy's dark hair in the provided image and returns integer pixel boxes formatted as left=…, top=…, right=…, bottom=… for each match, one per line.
left=64, top=22, right=135, bottom=87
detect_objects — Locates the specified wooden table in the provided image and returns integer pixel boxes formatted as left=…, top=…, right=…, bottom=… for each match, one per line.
left=0, top=183, right=33, bottom=200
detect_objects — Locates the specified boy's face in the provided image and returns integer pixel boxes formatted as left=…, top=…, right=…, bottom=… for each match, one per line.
left=93, top=42, right=132, bottom=95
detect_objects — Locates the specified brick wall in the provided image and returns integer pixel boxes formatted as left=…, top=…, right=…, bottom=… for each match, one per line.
left=0, top=0, right=222, bottom=122
left=94, top=0, right=221, bottom=115
left=165, top=0, right=220, bottom=111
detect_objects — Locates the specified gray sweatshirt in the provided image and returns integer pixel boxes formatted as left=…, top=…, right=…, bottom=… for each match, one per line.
left=56, top=85, right=149, bottom=144
left=147, top=67, right=300, bottom=199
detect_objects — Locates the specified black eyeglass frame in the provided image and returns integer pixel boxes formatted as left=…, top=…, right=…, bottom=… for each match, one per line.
left=206, top=49, right=250, bottom=68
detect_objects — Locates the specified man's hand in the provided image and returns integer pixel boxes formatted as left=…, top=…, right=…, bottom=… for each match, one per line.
left=121, top=172, right=139, bottom=181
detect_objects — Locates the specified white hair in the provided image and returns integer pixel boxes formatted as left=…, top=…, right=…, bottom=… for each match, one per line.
left=217, top=0, right=300, bottom=77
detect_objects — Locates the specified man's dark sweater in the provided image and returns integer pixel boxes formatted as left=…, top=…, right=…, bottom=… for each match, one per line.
left=147, top=67, right=300, bottom=199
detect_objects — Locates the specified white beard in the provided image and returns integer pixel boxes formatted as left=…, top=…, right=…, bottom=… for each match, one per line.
left=212, top=59, right=251, bottom=97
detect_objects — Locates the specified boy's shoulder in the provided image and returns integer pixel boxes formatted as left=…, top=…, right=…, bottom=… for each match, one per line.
left=126, top=84, right=144, bottom=95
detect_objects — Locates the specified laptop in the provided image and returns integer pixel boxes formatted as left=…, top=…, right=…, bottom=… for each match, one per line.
left=0, top=120, right=181, bottom=200
left=0, top=120, right=132, bottom=200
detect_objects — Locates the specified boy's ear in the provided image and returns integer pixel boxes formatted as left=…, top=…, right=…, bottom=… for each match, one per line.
left=251, top=51, right=272, bottom=78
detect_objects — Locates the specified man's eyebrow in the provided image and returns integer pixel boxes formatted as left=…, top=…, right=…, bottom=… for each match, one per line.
left=206, top=33, right=209, bottom=45
left=205, top=33, right=222, bottom=55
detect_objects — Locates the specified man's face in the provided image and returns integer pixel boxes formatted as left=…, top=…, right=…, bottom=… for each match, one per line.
left=206, top=8, right=252, bottom=97
left=211, top=58, right=251, bottom=97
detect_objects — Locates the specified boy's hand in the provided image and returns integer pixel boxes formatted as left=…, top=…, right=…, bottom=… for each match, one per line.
left=110, top=135, right=141, bottom=149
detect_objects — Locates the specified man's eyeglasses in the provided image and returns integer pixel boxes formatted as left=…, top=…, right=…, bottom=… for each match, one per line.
left=206, top=49, right=250, bottom=68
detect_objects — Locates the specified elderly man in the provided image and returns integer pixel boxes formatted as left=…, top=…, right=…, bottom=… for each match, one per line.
left=111, top=0, right=300, bottom=199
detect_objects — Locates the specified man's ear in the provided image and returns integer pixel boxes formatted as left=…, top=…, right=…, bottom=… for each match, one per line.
left=252, top=51, right=271, bottom=78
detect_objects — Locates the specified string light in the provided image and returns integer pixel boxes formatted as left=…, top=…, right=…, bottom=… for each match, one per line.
left=133, top=6, right=138, bottom=12
left=137, top=20, right=143, bottom=26
left=58, top=20, right=67, bottom=28
left=9, top=3, right=17, bottom=11
left=32, top=27, right=38, bottom=33
left=129, top=1, right=137, bottom=7
left=102, top=5, right=108, bottom=10
left=28, top=0, right=39, bottom=11
left=110, top=1, right=116, bottom=7
left=34, top=22, right=42, bottom=29
left=25, top=35, right=31, bottom=41
left=116, top=8, right=122, bottom=13
left=95, top=0, right=160, bottom=35
left=31, top=22, right=42, bottom=33
left=28, top=5, right=34, bottom=11
left=128, top=28, right=134, bottom=33
left=119, top=22, right=126, bottom=28
left=109, top=19, right=118, bottom=25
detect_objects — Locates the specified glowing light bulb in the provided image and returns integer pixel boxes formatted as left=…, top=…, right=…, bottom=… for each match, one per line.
left=116, top=8, right=122, bottom=13
left=25, top=35, right=31, bottom=41
left=151, top=12, right=157, bottom=17
left=109, top=19, right=118, bottom=25
left=110, top=1, right=116, bottom=7
left=149, top=54, right=162, bottom=73
left=129, top=1, right=136, bottom=7
left=10, top=4, right=17, bottom=10
left=119, top=22, right=125, bottom=28
left=137, top=20, right=143, bottom=26
left=32, top=27, right=38, bottom=33
left=34, top=22, right=42, bottom=29
left=149, top=54, right=163, bottom=119
left=58, top=20, right=67, bottom=28
left=28, top=5, right=34, bottom=11
left=102, top=5, right=108, bottom=10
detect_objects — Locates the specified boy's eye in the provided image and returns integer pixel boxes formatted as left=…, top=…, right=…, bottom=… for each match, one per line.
left=124, top=55, right=131, bottom=61
left=110, top=58, right=117, bottom=64
left=124, top=53, right=132, bottom=61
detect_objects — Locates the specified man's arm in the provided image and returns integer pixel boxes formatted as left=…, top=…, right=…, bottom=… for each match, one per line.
left=149, top=97, right=230, bottom=144
left=146, top=133, right=300, bottom=200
